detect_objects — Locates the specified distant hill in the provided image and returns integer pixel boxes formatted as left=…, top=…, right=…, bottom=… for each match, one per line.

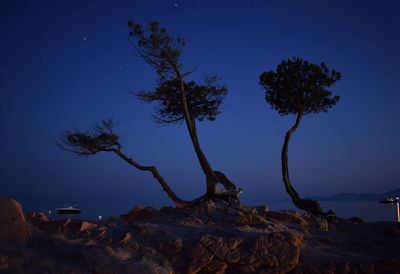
left=309, top=188, right=400, bottom=201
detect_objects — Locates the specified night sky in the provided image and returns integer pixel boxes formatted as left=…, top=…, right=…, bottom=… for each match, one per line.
left=1, top=0, right=399, bottom=207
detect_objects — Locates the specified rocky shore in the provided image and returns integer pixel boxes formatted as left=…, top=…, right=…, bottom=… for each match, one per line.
left=1, top=196, right=400, bottom=273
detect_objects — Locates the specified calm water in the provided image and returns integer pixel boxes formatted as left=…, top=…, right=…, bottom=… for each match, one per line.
left=262, top=200, right=400, bottom=222
left=21, top=200, right=400, bottom=223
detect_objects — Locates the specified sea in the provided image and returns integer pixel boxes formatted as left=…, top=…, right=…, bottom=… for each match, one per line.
left=20, top=200, right=400, bottom=223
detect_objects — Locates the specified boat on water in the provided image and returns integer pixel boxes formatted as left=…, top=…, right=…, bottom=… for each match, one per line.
left=379, top=197, right=399, bottom=204
left=56, top=204, right=81, bottom=214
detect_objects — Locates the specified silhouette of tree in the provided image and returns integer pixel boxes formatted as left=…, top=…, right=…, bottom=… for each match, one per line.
left=259, top=57, right=341, bottom=217
left=58, top=119, right=191, bottom=207
left=58, top=21, right=241, bottom=207
left=128, top=20, right=241, bottom=200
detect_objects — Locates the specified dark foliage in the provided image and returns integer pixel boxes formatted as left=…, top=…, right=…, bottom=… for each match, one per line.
left=134, top=76, right=228, bottom=124
left=128, top=20, right=186, bottom=80
left=58, top=119, right=120, bottom=156
left=259, top=57, right=341, bottom=116
left=128, top=20, right=228, bottom=126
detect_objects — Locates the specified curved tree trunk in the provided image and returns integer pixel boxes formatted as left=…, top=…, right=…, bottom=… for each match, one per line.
left=112, top=148, right=218, bottom=207
left=281, top=113, right=333, bottom=217
left=176, top=72, right=239, bottom=198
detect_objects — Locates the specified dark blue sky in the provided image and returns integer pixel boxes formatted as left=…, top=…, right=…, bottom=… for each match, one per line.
left=1, top=0, right=399, bottom=207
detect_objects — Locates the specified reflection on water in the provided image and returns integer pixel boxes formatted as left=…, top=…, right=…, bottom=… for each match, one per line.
left=21, top=200, right=399, bottom=223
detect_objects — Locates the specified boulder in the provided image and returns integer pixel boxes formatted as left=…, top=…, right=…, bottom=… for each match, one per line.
left=303, top=216, right=328, bottom=231
left=267, top=210, right=309, bottom=226
left=40, top=219, right=71, bottom=233
left=120, top=206, right=158, bottom=222
left=64, top=220, right=98, bottom=236
left=0, top=196, right=30, bottom=244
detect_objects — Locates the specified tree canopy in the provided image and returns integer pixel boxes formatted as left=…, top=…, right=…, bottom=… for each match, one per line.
left=128, top=20, right=185, bottom=80
left=128, top=20, right=228, bottom=126
left=259, top=57, right=341, bottom=116
left=58, top=119, right=120, bottom=156
left=134, top=76, right=228, bottom=124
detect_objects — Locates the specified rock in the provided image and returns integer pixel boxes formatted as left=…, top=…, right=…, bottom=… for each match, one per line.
left=225, top=206, right=244, bottom=216
left=39, top=257, right=55, bottom=271
left=228, top=237, right=243, bottom=250
left=187, top=234, right=241, bottom=273
left=93, top=226, right=107, bottom=240
left=233, top=214, right=268, bottom=226
left=118, top=233, right=139, bottom=251
left=159, top=238, right=183, bottom=256
left=202, top=200, right=217, bottom=212
left=0, top=256, right=8, bottom=271
left=24, top=212, right=36, bottom=222
left=202, top=260, right=227, bottom=273
left=120, top=206, right=158, bottom=222
left=179, top=216, right=204, bottom=227
left=103, top=245, right=115, bottom=256
left=118, top=232, right=133, bottom=245
left=328, top=223, right=337, bottom=233
left=191, top=200, right=218, bottom=217
left=384, top=227, right=400, bottom=238
left=40, top=218, right=71, bottom=233
left=113, top=247, right=132, bottom=261
left=80, top=221, right=97, bottom=231
left=307, top=217, right=328, bottom=231
left=0, top=196, right=30, bottom=244
left=238, top=204, right=258, bottom=214
left=257, top=205, right=269, bottom=213
left=59, top=220, right=97, bottom=236
left=267, top=210, right=309, bottom=226
left=122, top=260, right=173, bottom=274
left=37, top=212, right=48, bottom=222
left=187, top=235, right=224, bottom=273
left=86, top=239, right=96, bottom=246
left=4, top=199, right=400, bottom=273
left=241, top=231, right=303, bottom=273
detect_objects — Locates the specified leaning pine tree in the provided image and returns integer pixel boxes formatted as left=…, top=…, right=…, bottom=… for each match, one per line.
left=58, top=21, right=241, bottom=207
left=259, top=57, right=341, bottom=217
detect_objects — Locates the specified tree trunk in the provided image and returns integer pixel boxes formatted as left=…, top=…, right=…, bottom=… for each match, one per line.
left=177, top=74, right=229, bottom=196
left=281, top=113, right=332, bottom=217
left=113, top=149, right=195, bottom=207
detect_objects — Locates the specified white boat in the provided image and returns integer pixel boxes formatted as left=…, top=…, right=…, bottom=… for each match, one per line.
left=56, top=204, right=81, bottom=214
left=379, top=197, right=399, bottom=204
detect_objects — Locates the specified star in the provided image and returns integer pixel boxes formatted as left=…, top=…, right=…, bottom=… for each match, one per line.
left=174, top=3, right=178, bottom=7
left=82, top=36, right=87, bottom=41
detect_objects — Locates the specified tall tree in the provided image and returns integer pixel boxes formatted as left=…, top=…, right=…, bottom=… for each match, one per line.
left=58, top=21, right=241, bottom=207
left=128, top=21, right=241, bottom=199
left=259, top=57, right=341, bottom=217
